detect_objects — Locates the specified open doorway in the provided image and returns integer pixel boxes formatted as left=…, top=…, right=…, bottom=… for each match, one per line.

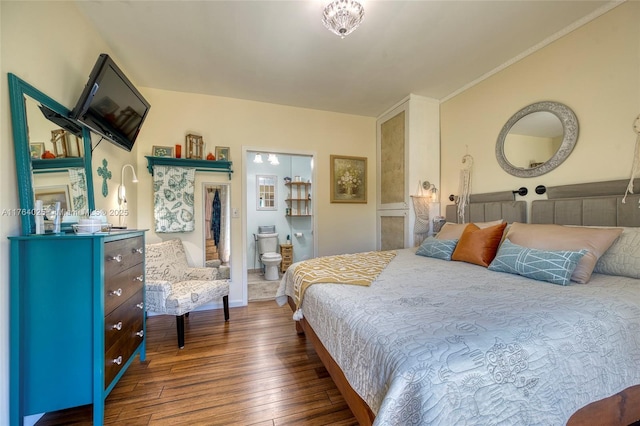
left=242, top=148, right=316, bottom=302
left=202, top=183, right=231, bottom=276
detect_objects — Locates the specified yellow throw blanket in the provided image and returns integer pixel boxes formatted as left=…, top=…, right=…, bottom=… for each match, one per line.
left=291, top=250, right=396, bottom=317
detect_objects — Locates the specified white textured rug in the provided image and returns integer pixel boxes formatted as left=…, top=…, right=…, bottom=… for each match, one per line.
left=248, top=281, right=280, bottom=301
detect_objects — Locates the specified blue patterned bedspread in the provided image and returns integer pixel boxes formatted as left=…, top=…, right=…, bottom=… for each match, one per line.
left=276, top=248, right=640, bottom=425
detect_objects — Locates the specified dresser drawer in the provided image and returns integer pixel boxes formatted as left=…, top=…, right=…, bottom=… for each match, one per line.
left=105, top=263, right=144, bottom=316
left=104, top=324, right=144, bottom=389
left=104, top=236, right=144, bottom=277
left=105, top=290, right=144, bottom=350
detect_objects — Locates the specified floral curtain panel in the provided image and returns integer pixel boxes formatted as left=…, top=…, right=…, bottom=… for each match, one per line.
left=153, top=165, right=195, bottom=233
left=67, top=167, right=88, bottom=215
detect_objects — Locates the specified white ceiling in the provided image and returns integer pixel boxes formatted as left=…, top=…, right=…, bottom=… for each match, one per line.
left=74, top=0, right=617, bottom=117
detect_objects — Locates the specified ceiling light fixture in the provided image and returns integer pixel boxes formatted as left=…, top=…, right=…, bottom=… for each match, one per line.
left=268, top=154, right=279, bottom=165
left=322, top=0, right=365, bottom=39
left=253, top=153, right=263, bottom=164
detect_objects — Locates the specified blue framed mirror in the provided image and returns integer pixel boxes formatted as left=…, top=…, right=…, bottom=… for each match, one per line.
left=8, top=73, right=95, bottom=235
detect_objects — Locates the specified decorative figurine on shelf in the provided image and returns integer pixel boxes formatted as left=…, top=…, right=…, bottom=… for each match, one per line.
left=206, top=152, right=215, bottom=161
left=41, top=150, right=56, bottom=159
left=284, top=177, right=292, bottom=184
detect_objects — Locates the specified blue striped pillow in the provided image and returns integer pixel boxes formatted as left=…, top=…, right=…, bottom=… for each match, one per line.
left=416, top=237, right=458, bottom=261
left=488, top=239, right=587, bottom=285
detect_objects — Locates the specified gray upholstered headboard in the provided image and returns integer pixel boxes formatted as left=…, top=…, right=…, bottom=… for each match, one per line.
left=445, top=180, right=640, bottom=227
left=531, top=180, right=640, bottom=227
left=445, top=191, right=527, bottom=224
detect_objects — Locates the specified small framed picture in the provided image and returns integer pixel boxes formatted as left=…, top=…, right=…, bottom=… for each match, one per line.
left=30, top=142, right=45, bottom=159
left=152, top=145, right=174, bottom=157
left=215, top=146, right=230, bottom=161
left=35, top=185, right=71, bottom=213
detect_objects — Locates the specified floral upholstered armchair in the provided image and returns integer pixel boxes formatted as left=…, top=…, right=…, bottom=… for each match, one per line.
left=145, top=238, right=229, bottom=348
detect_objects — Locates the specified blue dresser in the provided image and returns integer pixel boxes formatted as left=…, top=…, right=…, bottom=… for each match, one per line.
left=9, top=230, right=146, bottom=425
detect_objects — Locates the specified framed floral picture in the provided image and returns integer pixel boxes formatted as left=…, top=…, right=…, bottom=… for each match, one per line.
left=152, top=145, right=174, bottom=157
left=330, top=155, right=367, bottom=203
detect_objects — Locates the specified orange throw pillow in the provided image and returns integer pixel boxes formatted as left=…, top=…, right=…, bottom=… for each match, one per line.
left=452, top=222, right=508, bottom=267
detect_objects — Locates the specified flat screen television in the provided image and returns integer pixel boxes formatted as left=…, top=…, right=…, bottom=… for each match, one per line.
left=71, top=53, right=150, bottom=152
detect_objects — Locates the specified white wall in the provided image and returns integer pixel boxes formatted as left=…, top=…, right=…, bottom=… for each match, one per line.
left=440, top=2, right=640, bottom=211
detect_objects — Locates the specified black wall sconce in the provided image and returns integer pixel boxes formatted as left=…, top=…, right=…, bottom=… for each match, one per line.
left=513, top=187, right=528, bottom=197
left=535, top=185, right=547, bottom=195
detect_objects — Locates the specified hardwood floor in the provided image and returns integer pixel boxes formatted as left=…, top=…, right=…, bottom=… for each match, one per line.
left=36, top=301, right=357, bottom=426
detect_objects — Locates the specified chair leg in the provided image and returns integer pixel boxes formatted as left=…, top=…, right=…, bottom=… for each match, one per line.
left=176, top=314, right=186, bottom=349
left=223, top=295, right=229, bottom=321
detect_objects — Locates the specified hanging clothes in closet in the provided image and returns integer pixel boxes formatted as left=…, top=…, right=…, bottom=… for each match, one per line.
left=212, top=188, right=221, bottom=247
left=205, top=189, right=213, bottom=240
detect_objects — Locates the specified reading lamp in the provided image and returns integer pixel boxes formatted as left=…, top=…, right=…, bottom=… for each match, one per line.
left=422, top=181, right=438, bottom=202
left=118, top=164, right=138, bottom=205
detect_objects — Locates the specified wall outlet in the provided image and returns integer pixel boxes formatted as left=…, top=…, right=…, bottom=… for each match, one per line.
left=232, top=207, right=240, bottom=218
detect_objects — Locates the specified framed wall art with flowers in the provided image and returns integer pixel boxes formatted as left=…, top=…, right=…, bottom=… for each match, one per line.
left=330, top=155, right=367, bottom=203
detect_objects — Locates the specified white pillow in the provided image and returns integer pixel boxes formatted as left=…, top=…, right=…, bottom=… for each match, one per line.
left=594, top=227, right=640, bottom=279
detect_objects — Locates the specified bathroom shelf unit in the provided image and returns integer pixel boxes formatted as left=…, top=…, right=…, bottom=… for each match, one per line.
left=285, top=181, right=311, bottom=217
left=280, top=243, right=293, bottom=272
left=145, top=156, right=233, bottom=179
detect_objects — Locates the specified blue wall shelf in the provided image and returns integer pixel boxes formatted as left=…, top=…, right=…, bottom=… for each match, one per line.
left=145, top=156, right=233, bottom=180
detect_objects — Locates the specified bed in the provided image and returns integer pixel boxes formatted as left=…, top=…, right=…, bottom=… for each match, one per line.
left=275, top=180, right=640, bottom=425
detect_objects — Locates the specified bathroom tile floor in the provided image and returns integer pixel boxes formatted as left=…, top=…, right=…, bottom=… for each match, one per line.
left=247, top=269, right=281, bottom=302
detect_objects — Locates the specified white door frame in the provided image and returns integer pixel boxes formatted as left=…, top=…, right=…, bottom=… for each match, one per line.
left=240, top=146, right=318, bottom=305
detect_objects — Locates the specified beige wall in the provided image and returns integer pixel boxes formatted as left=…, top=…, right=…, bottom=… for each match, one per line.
left=3, top=0, right=639, bottom=424
left=136, top=87, right=376, bottom=304
left=0, top=2, right=116, bottom=424
left=1, top=4, right=376, bottom=420
left=440, top=2, right=640, bottom=211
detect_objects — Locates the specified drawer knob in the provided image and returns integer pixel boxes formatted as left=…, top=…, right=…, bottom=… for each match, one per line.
left=136, top=330, right=144, bottom=338
left=110, top=288, right=123, bottom=297
left=112, top=356, right=123, bottom=365
left=112, top=321, right=123, bottom=331
left=136, top=302, right=144, bottom=310
left=109, top=254, right=123, bottom=263
left=132, top=247, right=143, bottom=254
left=134, top=275, right=144, bottom=282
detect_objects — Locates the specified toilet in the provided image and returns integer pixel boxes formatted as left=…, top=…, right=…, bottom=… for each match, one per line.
left=257, top=226, right=282, bottom=281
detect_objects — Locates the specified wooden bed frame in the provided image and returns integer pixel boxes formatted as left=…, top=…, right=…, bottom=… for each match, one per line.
left=289, top=296, right=640, bottom=425
left=288, top=180, right=640, bottom=425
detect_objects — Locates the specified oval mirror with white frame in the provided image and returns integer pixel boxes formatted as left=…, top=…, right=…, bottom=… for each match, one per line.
left=496, top=101, right=578, bottom=178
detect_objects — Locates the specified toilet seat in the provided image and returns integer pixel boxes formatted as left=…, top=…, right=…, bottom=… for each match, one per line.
left=262, top=252, right=282, bottom=262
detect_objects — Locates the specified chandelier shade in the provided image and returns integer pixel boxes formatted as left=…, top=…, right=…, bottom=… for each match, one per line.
left=322, top=0, right=365, bottom=39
